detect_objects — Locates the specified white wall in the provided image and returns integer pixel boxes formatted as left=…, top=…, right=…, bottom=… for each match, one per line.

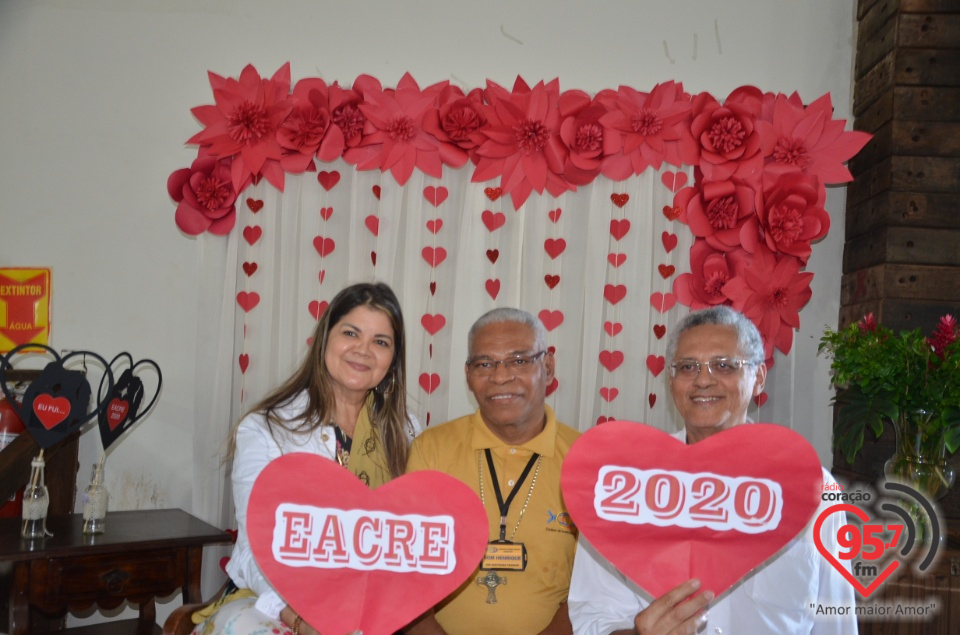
left=0, top=0, right=858, bottom=627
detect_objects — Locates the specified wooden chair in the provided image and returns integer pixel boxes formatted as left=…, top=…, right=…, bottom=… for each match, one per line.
left=161, top=580, right=228, bottom=635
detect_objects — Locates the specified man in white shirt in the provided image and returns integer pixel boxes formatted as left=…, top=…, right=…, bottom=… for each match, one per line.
left=568, top=306, right=857, bottom=635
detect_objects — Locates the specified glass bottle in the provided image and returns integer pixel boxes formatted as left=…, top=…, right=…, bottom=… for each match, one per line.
left=82, top=463, right=107, bottom=535
left=21, top=456, right=49, bottom=539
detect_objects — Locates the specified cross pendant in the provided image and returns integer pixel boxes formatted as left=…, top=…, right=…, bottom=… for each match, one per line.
left=477, top=570, right=507, bottom=604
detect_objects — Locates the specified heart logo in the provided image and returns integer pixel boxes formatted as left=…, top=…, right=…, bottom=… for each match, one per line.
left=599, top=350, right=624, bottom=372
left=419, top=373, right=441, bottom=394
left=313, top=236, right=336, bottom=258
left=607, top=253, right=626, bottom=268
left=317, top=171, right=341, bottom=191
left=485, top=249, right=499, bottom=264
left=544, top=274, right=560, bottom=290
left=484, top=187, right=502, bottom=201
left=107, top=398, right=130, bottom=431
left=561, top=422, right=822, bottom=599
left=603, top=284, right=627, bottom=305
left=424, top=186, right=448, bottom=207
left=421, top=314, right=446, bottom=336
left=422, top=247, right=448, bottom=268
left=646, top=355, right=666, bottom=376
left=242, top=226, right=262, bottom=246
left=247, top=454, right=488, bottom=635
left=33, top=394, right=71, bottom=430
left=812, top=504, right=899, bottom=597
left=610, top=193, right=629, bottom=208
left=603, top=322, right=623, bottom=337
left=609, top=219, right=631, bottom=241
left=320, top=206, right=334, bottom=221
left=538, top=310, right=564, bottom=332
left=544, top=238, right=567, bottom=259
left=485, top=279, right=500, bottom=300
left=661, top=171, right=688, bottom=192
left=661, top=231, right=678, bottom=253
left=481, top=210, right=506, bottom=232
left=246, top=198, right=264, bottom=213
left=236, top=292, right=260, bottom=313
left=365, top=215, right=380, bottom=236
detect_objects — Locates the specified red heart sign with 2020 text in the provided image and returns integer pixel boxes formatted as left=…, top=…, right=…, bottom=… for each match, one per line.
left=248, top=453, right=489, bottom=635
left=561, top=421, right=823, bottom=598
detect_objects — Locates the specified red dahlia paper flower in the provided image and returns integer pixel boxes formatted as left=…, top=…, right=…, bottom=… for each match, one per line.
left=188, top=64, right=293, bottom=192
left=472, top=77, right=572, bottom=209
left=690, top=86, right=768, bottom=185
left=676, top=175, right=758, bottom=252
left=168, top=156, right=241, bottom=236
left=740, top=172, right=830, bottom=264
left=599, top=81, right=694, bottom=180
left=278, top=77, right=346, bottom=174
left=422, top=84, right=486, bottom=165
left=558, top=89, right=614, bottom=186
left=723, top=245, right=813, bottom=358
left=673, top=239, right=751, bottom=309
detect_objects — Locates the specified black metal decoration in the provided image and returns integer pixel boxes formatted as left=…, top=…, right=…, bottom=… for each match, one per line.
left=97, top=353, right=162, bottom=450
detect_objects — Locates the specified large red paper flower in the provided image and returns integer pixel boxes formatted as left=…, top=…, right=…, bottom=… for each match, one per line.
left=349, top=72, right=448, bottom=185
left=472, top=77, right=572, bottom=209
left=422, top=84, right=486, bottom=165
left=673, top=239, right=751, bottom=309
left=599, top=81, right=694, bottom=180
left=558, top=90, right=612, bottom=186
left=690, top=86, right=768, bottom=184
left=330, top=78, right=373, bottom=150
left=741, top=172, right=830, bottom=264
left=676, top=176, right=758, bottom=252
left=168, top=156, right=241, bottom=236
left=277, top=78, right=346, bottom=174
left=757, top=92, right=871, bottom=185
left=188, top=64, right=293, bottom=192
left=723, top=246, right=813, bottom=357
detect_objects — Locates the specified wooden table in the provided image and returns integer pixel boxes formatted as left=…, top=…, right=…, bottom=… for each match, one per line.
left=0, top=509, right=231, bottom=634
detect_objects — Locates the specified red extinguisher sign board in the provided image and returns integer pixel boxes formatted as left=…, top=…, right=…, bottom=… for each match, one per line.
left=0, top=268, right=52, bottom=352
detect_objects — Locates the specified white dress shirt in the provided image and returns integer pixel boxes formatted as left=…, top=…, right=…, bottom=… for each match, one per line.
left=568, top=429, right=857, bottom=635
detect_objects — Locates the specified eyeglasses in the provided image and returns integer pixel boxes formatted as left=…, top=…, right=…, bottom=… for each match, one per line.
left=467, top=351, right=547, bottom=376
left=668, top=357, right=755, bottom=378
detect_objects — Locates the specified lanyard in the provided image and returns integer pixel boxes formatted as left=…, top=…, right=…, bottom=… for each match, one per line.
left=483, top=448, right=540, bottom=541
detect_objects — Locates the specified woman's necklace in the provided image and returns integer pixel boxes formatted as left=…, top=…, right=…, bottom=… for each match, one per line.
left=333, top=425, right=352, bottom=468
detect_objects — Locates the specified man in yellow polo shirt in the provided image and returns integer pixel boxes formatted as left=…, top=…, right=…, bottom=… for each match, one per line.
left=404, top=308, right=580, bottom=635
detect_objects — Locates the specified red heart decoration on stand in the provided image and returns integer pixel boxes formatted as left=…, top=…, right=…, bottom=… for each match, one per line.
left=248, top=454, right=488, bottom=635
left=107, top=398, right=130, bottom=431
left=561, top=422, right=822, bottom=599
left=33, top=394, right=71, bottom=430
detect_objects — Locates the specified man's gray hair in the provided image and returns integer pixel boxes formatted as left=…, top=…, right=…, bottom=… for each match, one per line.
left=467, top=307, right=548, bottom=359
left=665, top=306, right=765, bottom=364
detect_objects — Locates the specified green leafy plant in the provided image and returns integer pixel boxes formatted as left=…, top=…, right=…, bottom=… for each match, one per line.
left=819, top=313, right=960, bottom=465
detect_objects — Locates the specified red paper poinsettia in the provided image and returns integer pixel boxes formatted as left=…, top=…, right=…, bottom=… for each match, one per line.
left=188, top=63, right=293, bottom=192
left=168, top=155, right=243, bottom=236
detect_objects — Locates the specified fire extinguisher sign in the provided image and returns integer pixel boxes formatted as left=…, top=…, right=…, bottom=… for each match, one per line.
left=0, top=267, right=52, bottom=352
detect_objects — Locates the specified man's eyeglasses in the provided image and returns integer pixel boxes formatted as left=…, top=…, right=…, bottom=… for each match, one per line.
left=668, top=357, right=756, bottom=378
left=467, top=351, right=547, bottom=376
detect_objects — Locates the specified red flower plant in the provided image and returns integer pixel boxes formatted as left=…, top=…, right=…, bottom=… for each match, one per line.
left=277, top=78, right=346, bottom=174
left=757, top=92, right=871, bottom=185
left=472, top=77, right=572, bottom=209
left=690, top=86, right=768, bottom=184
left=740, top=172, right=830, bottom=264
left=857, top=312, right=878, bottom=334
left=599, top=81, right=695, bottom=180
left=928, top=314, right=959, bottom=358
left=676, top=176, right=758, bottom=252
left=422, top=84, right=486, bottom=165
left=188, top=64, right=293, bottom=192
left=168, top=156, right=242, bottom=236
left=723, top=245, right=813, bottom=358
left=673, top=239, right=751, bottom=309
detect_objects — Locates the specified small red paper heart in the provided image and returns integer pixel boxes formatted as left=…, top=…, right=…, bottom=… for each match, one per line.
left=247, top=454, right=488, bottom=635
left=238, top=354, right=250, bottom=374
left=319, top=270, right=326, bottom=284
left=754, top=393, right=769, bottom=407
left=607, top=253, right=626, bottom=268
left=481, top=210, right=506, bottom=232
left=653, top=324, right=666, bottom=339
left=603, top=322, right=623, bottom=337
left=365, top=215, right=379, bottom=236
left=486, top=249, right=499, bottom=264
left=658, top=264, right=676, bottom=279
left=246, top=198, right=264, bottom=213
left=544, top=274, right=560, bottom=290
left=371, top=251, right=377, bottom=266
left=422, top=247, right=447, bottom=268
left=219, top=556, right=231, bottom=572
left=661, top=231, right=678, bottom=252
left=648, top=393, right=657, bottom=408
left=561, top=422, right=823, bottom=599
left=650, top=292, right=677, bottom=313
left=546, top=377, right=559, bottom=396
left=372, top=184, right=382, bottom=199
left=599, top=350, right=624, bottom=372
left=242, top=262, right=258, bottom=277
left=485, top=279, right=500, bottom=300
left=320, top=207, right=333, bottom=221
left=548, top=346, right=557, bottom=355
left=107, top=398, right=130, bottom=430
left=661, top=171, right=688, bottom=192
left=242, top=226, right=262, bottom=246
left=317, top=170, right=341, bottom=191
left=599, top=387, right=619, bottom=402
left=544, top=238, right=567, bottom=259
left=308, top=300, right=329, bottom=320
left=662, top=205, right=682, bottom=221
left=484, top=187, right=502, bottom=201
left=421, top=314, right=446, bottom=336
left=609, top=219, right=631, bottom=241
left=596, top=416, right=611, bottom=425
left=419, top=372, right=441, bottom=394
left=424, top=185, right=448, bottom=207
left=236, top=291, right=260, bottom=312
left=611, top=193, right=629, bottom=208
left=646, top=355, right=666, bottom=376
left=548, top=208, right=562, bottom=223
left=604, top=284, right=627, bottom=305
left=313, top=236, right=336, bottom=258
left=538, top=310, right=564, bottom=332
left=429, top=281, right=437, bottom=296
left=33, top=394, right=70, bottom=430
left=426, top=219, right=443, bottom=234
left=429, top=344, right=433, bottom=358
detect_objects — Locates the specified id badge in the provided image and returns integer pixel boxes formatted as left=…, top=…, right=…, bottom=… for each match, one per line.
left=481, top=540, right=527, bottom=571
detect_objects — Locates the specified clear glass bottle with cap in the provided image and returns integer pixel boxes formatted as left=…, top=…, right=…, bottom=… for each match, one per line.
left=21, top=456, right=49, bottom=539
left=82, top=463, right=107, bottom=535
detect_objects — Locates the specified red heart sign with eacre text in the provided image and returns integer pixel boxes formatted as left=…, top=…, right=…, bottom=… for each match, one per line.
left=248, top=453, right=489, bottom=635
left=561, top=422, right=823, bottom=599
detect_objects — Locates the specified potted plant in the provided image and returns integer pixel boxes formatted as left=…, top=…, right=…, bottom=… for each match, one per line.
left=819, top=313, right=960, bottom=499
